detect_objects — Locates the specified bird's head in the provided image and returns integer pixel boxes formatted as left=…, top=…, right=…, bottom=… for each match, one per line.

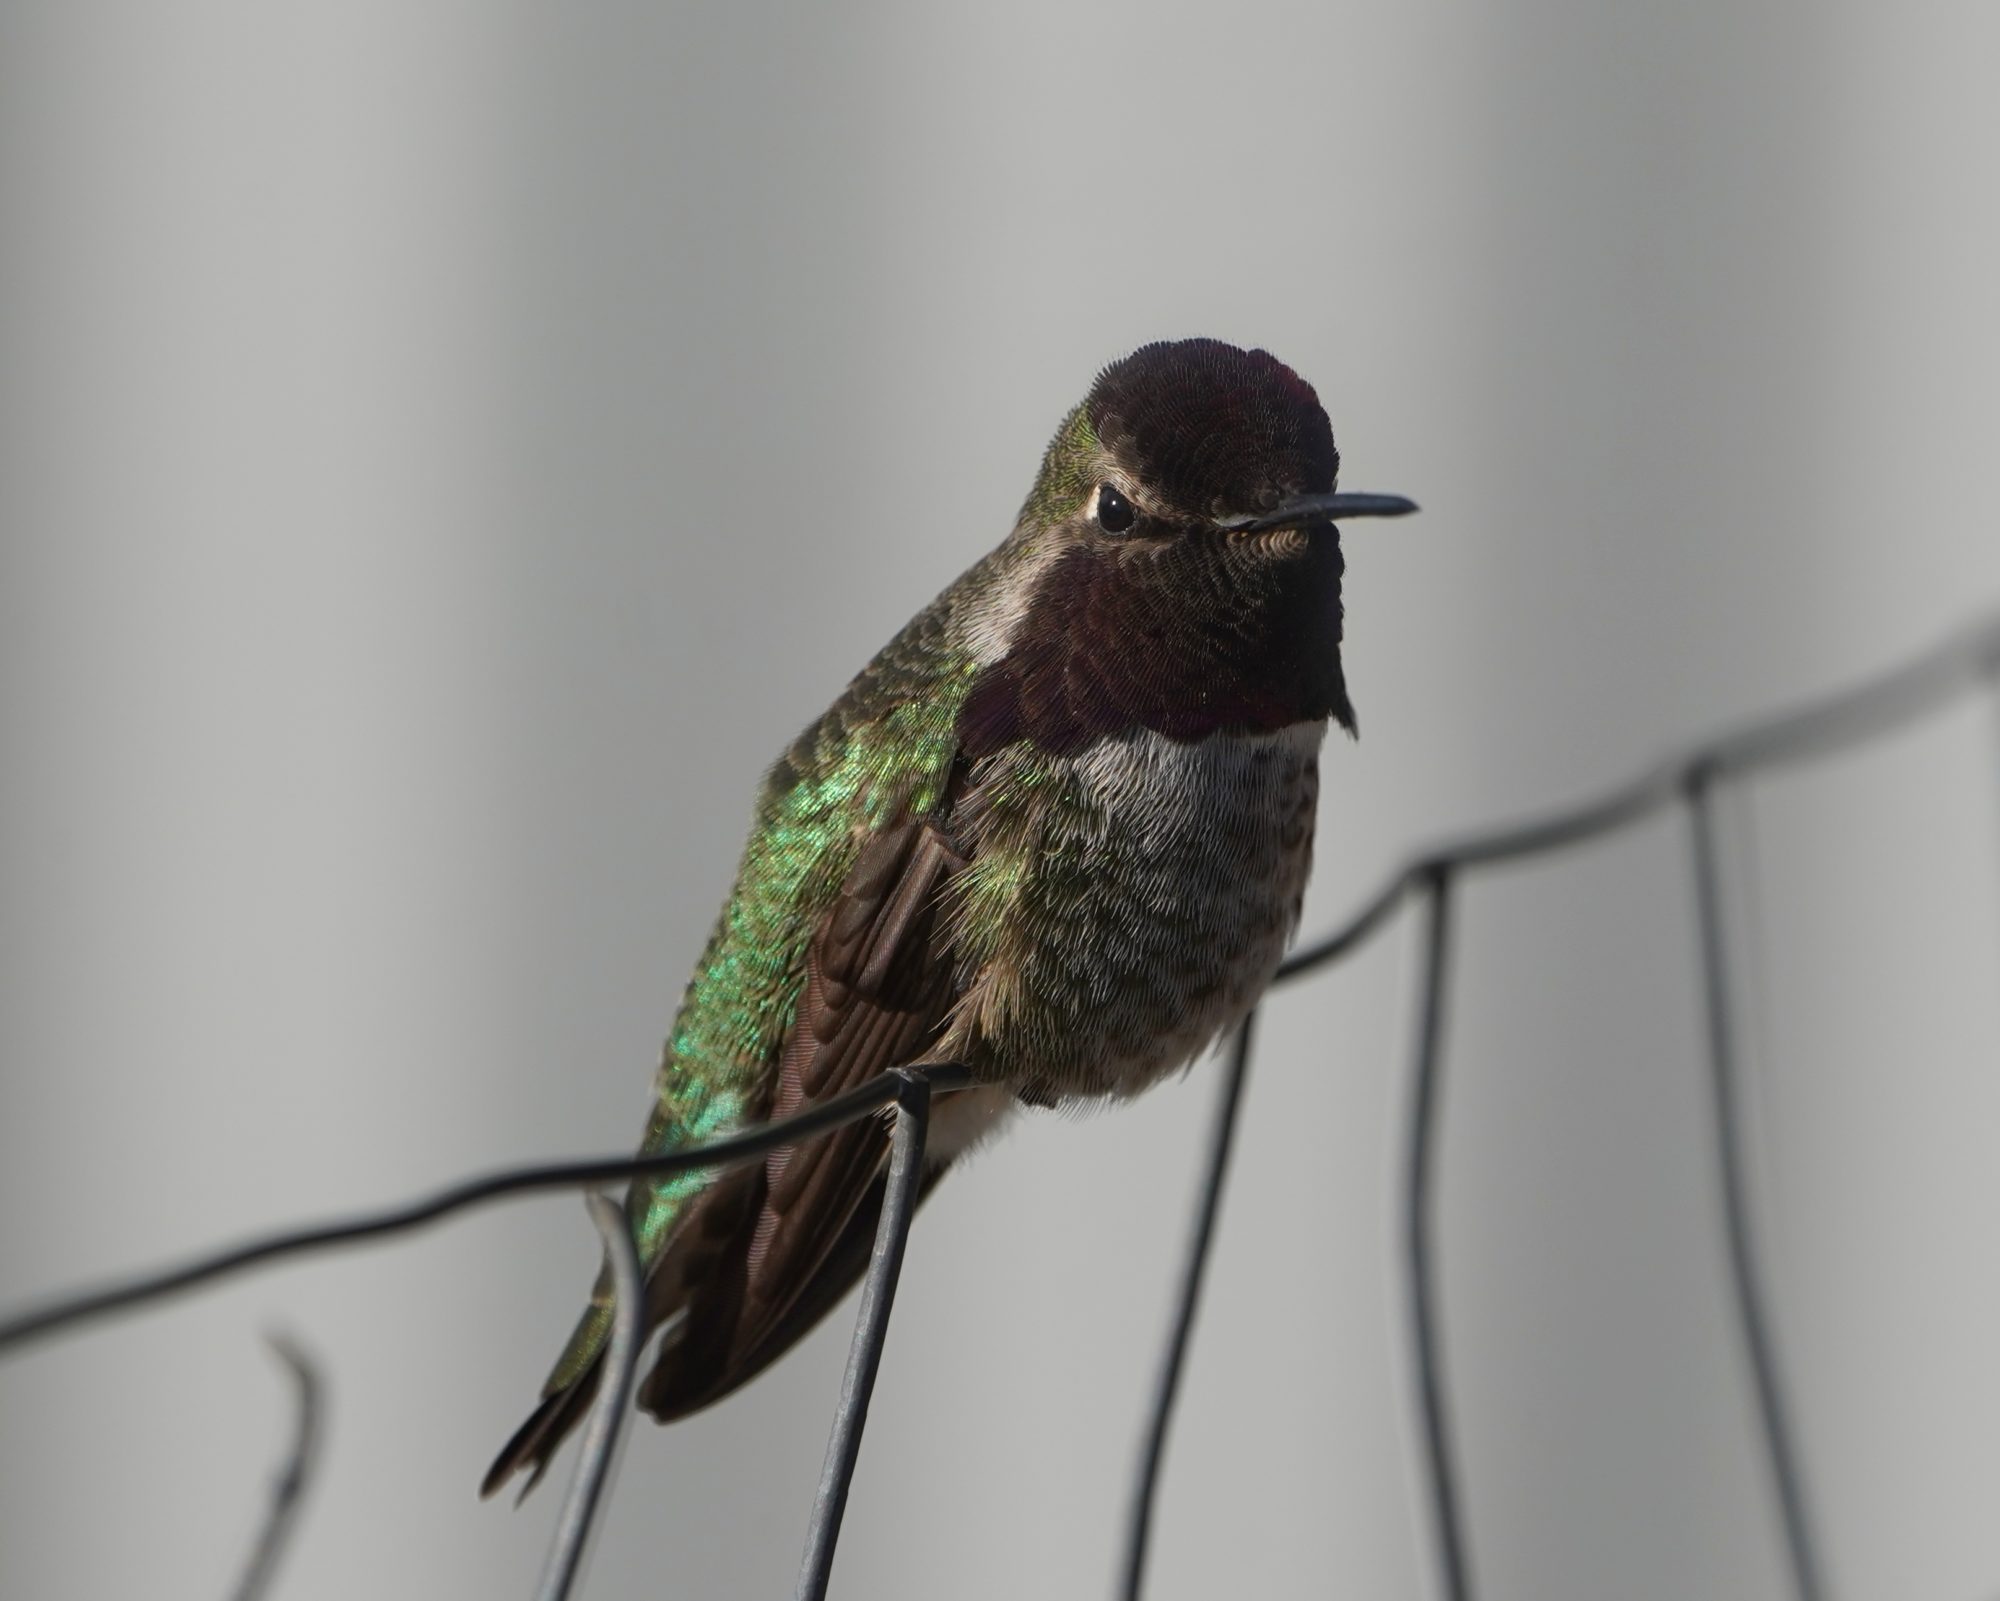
left=961, top=339, right=1414, bottom=756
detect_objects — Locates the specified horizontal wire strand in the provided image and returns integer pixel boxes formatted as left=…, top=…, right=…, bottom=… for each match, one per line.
left=1279, top=614, right=2000, bottom=985
left=0, top=1064, right=973, bottom=1354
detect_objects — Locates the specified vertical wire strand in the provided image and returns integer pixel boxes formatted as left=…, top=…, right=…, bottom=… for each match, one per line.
left=1687, top=772, right=1825, bottom=1601
left=1118, top=1010, right=1258, bottom=1601
left=1721, top=782, right=1792, bottom=1255
left=535, top=1193, right=646, bottom=1601
left=794, top=1068, right=935, bottom=1601
left=1406, top=867, right=1471, bottom=1601
left=1987, top=673, right=2000, bottom=940
left=227, top=1334, right=322, bottom=1601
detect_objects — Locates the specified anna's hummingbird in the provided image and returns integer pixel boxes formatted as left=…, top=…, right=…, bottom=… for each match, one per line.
left=484, top=337, right=1415, bottom=1496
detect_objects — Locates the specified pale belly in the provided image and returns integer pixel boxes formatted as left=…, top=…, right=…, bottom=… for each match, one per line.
left=959, top=721, right=1325, bottom=1101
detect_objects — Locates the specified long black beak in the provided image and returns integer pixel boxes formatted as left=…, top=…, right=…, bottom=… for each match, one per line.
left=1219, top=491, right=1419, bottom=533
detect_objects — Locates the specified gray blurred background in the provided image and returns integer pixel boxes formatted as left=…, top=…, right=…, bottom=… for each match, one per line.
left=3, top=4, right=1998, bottom=1598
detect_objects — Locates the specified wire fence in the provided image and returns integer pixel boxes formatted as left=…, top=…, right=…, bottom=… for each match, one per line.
left=3, top=613, right=1997, bottom=1601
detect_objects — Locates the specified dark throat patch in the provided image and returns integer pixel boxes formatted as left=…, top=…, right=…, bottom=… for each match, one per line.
left=958, top=532, right=1353, bottom=758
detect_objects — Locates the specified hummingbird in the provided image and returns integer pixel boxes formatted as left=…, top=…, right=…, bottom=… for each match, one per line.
left=483, top=336, right=1415, bottom=1496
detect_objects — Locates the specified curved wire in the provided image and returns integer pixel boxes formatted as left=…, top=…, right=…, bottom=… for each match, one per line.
left=1118, top=1011, right=1257, bottom=1601
left=534, top=1195, right=646, bottom=1601
left=1277, top=614, right=2000, bottom=987
left=227, top=1333, right=323, bottom=1601
left=0, top=1063, right=973, bottom=1355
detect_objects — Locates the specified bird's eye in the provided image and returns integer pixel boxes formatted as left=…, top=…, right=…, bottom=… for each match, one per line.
left=1095, top=484, right=1136, bottom=534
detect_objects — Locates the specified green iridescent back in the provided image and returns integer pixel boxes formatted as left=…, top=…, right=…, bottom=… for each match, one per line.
left=541, top=566, right=986, bottom=1391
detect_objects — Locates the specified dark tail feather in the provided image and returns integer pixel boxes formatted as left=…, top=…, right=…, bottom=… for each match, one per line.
left=480, top=1365, right=602, bottom=1501
left=481, top=1163, right=762, bottom=1502
left=638, top=1158, right=952, bottom=1422
left=483, top=1143, right=953, bottom=1496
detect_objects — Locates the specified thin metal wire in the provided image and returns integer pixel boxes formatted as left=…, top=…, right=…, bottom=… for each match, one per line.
left=1988, top=674, right=2000, bottom=931
left=795, top=1068, right=935, bottom=1601
left=534, top=1195, right=646, bottom=1601
left=0, top=1063, right=973, bottom=1354
left=1405, top=869, right=1472, bottom=1601
left=1277, top=614, right=2000, bottom=987
left=227, top=1333, right=322, bottom=1601
left=1118, top=1010, right=1258, bottom=1601
left=1688, top=773, right=1824, bottom=1601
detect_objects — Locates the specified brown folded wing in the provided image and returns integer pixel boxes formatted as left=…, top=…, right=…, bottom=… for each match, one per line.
left=636, top=811, right=968, bottom=1421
